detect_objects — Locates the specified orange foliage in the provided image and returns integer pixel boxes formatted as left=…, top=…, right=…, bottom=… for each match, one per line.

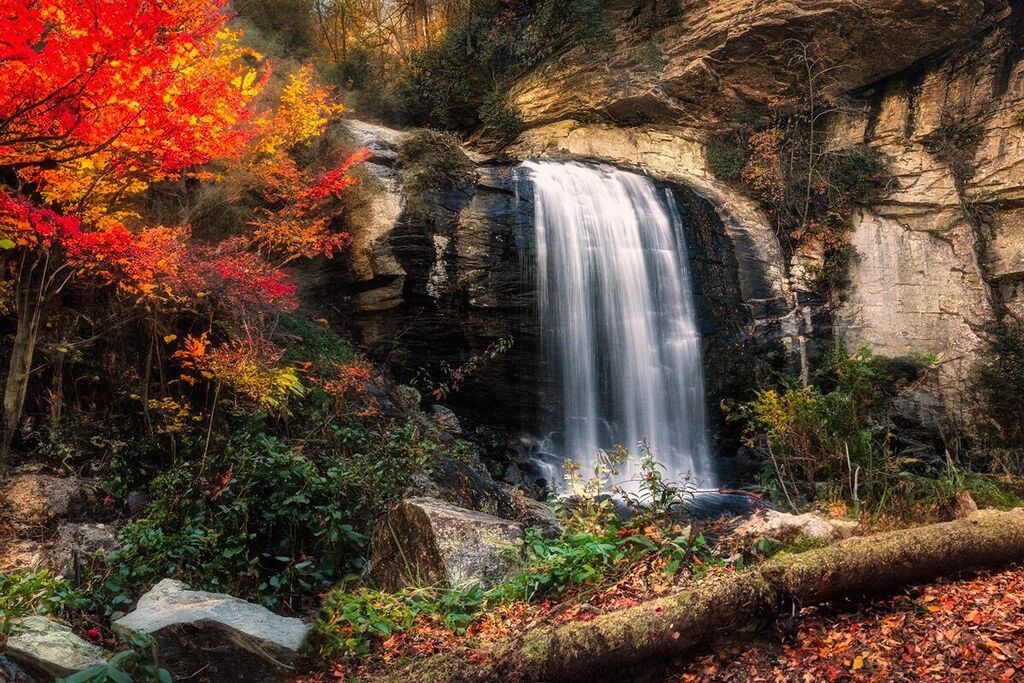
left=1, top=0, right=267, bottom=219
left=246, top=148, right=370, bottom=265
left=174, top=332, right=304, bottom=411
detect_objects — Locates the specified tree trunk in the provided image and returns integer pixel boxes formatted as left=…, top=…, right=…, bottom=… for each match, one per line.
left=381, top=509, right=1024, bottom=683
left=1, top=274, right=44, bottom=476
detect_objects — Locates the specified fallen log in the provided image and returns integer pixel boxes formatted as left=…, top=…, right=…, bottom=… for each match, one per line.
left=381, top=509, right=1024, bottom=683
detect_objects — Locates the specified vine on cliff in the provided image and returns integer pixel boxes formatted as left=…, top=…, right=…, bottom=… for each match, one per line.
left=706, top=41, right=894, bottom=300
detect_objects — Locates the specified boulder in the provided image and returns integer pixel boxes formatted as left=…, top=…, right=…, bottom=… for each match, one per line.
left=1, top=475, right=96, bottom=528
left=371, top=497, right=525, bottom=591
left=733, top=510, right=859, bottom=545
left=4, top=616, right=106, bottom=679
left=113, top=579, right=310, bottom=683
left=49, top=522, right=119, bottom=579
left=412, top=457, right=561, bottom=535
left=429, top=404, right=463, bottom=435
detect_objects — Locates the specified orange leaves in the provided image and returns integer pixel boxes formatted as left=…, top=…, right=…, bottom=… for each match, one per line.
left=174, top=332, right=304, bottom=412
left=677, top=565, right=1024, bottom=682
left=741, top=128, right=787, bottom=207
left=0, top=0, right=266, bottom=217
left=246, top=148, right=369, bottom=265
left=254, top=65, right=345, bottom=156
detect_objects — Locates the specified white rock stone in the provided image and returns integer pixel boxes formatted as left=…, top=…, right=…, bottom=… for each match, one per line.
left=735, top=510, right=859, bottom=545
left=114, top=579, right=310, bottom=682
left=5, top=616, right=106, bottom=679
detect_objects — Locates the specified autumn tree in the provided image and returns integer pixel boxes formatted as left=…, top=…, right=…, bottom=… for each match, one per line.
left=0, top=0, right=267, bottom=471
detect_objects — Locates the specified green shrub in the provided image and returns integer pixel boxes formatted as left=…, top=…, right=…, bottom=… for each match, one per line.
left=1014, top=111, right=1024, bottom=127
left=277, top=312, right=355, bottom=375
left=706, top=131, right=748, bottom=182
left=974, top=320, right=1024, bottom=450
left=739, top=345, right=936, bottom=512
left=399, top=129, right=475, bottom=194
left=478, top=89, right=522, bottom=145
left=315, top=584, right=485, bottom=657
left=922, top=119, right=984, bottom=184
left=0, top=570, right=85, bottom=632
left=829, top=146, right=893, bottom=207
left=98, top=430, right=367, bottom=611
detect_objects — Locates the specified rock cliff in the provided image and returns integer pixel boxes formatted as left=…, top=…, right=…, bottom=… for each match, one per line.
left=336, top=0, right=1024, bottom=464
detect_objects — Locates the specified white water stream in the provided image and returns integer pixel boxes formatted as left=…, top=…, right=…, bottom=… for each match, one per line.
left=523, top=161, right=715, bottom=489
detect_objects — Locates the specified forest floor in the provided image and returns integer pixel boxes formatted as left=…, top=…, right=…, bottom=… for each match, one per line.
left=670, top=565, right=1024, bottom=682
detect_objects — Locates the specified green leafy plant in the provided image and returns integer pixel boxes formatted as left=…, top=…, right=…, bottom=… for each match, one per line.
left=0, top=571, right=85, bottom=633
left=478, top=89, right=522, bottom=145
left=57, top=633, right=171, bottom=683
left=738, top=345, right=935, bottom=513
left=706, top=131, right=748, bottom=182
left=315, top=583, right=485, bottom=657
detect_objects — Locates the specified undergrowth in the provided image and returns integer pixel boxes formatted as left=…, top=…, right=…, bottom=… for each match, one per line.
left=312, top=444, right=709, bottom=659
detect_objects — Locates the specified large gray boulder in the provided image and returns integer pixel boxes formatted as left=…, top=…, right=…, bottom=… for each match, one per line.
left=4, top=616, right=106, bottom=679
left=370, top=497, right=524, bottom=591
left=113, top=579, right=310, bottom=682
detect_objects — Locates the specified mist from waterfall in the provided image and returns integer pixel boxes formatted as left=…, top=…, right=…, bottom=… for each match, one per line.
left=523, top=160, right=715, bottom=490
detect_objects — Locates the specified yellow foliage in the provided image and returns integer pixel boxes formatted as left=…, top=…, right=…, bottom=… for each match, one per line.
left=254, top=65, right=345, bottom=156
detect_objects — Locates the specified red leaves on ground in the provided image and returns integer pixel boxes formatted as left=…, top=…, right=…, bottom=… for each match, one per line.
left=676, top=565, right=1024, bottom=682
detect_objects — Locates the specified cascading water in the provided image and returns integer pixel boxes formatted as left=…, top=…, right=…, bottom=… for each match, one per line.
left=522, top=160, right=715, bottom=490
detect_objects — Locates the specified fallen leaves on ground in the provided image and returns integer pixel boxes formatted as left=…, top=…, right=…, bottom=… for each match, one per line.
left=675, top=565, right=1024, bottom=682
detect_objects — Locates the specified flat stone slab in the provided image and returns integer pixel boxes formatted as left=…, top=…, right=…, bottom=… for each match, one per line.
left=114, top=579, right=310, bottom=682
left=5, top=616, right=106, bottom=679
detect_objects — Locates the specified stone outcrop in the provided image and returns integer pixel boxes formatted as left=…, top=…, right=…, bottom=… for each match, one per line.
left=733, top=510, right=860, bottom=545
left=509, top=0, right=1012, bottom=128
left=4, top=616, right=106, bottom=679
left=0, top=474, right=101, bottom=573
left=48, top=522, right=119, bottom=580
left=114, top=579, right=310, bottom=682
left=825, top=7, right=1024, bottom=399
left=370, top=497, right=525, bottom=591
left=333, top=121, right=542, bottom=434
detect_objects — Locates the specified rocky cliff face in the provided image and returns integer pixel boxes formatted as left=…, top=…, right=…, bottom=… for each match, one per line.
left=336, top=0, right=1023, bottom=463
left=509, top=0, right=1013, bottom=128
left=330, top=123, right=541, bottom=436
left=505, top=0, right=1024, bottom=418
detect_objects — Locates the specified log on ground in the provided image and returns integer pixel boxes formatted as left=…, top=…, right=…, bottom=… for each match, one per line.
left=381, top=509, right=1024, bottom=683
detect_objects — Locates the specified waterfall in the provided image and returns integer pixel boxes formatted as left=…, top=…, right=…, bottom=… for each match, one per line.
left=523, top=160, right=715, bottom=489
